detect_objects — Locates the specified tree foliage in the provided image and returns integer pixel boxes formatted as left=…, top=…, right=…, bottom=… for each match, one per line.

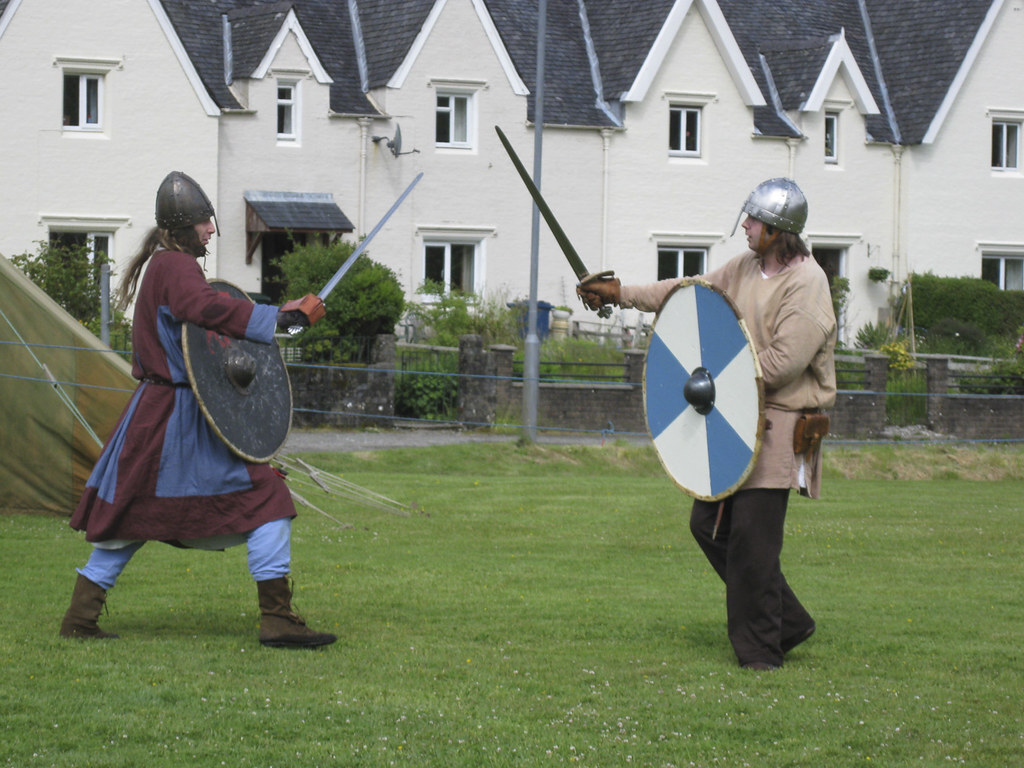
left=276, top=239, right=405, bottom=340
left=10, top=240, right=110, bottom=326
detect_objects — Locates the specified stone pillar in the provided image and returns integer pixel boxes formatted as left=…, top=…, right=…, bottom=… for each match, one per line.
left=458, top=334, right=494, bottom=426
left=370, top=334, right=396, bottom=425
left=925, top=356, right=949, bottom=431
left=864, top=353, right=889, bottom=395
left=489, top=344, right=516, bottom=415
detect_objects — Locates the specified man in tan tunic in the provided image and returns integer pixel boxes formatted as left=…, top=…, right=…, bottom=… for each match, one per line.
left=578, top=178, right=836, bottom=670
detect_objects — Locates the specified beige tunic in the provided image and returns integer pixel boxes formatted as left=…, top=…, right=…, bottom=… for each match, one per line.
left=621, top=251, right=837, bottom=498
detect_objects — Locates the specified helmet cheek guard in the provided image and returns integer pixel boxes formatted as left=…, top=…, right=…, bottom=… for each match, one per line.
left=731, top=177, right=808, bottom=236
left=155, top=171, right=216, bottom=231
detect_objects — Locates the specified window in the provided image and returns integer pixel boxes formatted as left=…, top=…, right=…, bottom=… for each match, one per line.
left=824, top=111, right=839, bottom=164
left=423, top=241, right=478, bottom=293
left=48, top=230, right=112, bottom=284
left=277, top=81, right=298, bottom=142
left=669, top=106, right=701, bottom=156
left=657, top=247, right=706, bottom=280
left=992, top=120, right=1020, bottom=171
left=63, top=73, right=102, bottom=129
left=435, top=92, right=471, bottom=147
left=982, top=254, right=1024, bottom=290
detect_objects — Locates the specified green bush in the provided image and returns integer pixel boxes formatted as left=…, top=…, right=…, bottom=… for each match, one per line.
left=910, top=272, right=1024, bottom=338
left=920, top=317, right=988, bottom=356
left=276, top=240, right=404, bottom=360
left=408, top=285, right=520, bottom=347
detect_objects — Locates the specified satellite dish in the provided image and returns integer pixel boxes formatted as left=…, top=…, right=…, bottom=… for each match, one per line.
left=372, top=123, right=419, bottom=158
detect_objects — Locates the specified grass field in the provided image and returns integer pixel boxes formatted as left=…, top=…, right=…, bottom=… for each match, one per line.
left=2, top=442, right=1023, bottom=767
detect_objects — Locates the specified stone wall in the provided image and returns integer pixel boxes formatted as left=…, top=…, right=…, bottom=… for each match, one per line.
left=288, top=335, right=1024, bottom=440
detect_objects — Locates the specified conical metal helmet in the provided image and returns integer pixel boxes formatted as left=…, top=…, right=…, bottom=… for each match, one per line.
left=155, top=171, right=216, bottom=230
left=738, top=177, right=807, bottom=234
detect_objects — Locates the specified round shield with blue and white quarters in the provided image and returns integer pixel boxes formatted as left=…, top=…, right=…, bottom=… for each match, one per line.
left=643, top=281, right=764, bottom=501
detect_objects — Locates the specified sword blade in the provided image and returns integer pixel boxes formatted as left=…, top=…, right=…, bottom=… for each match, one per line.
left=495, top=126, right=591, bottom=281
left=317, top=172, right=423, bottom=301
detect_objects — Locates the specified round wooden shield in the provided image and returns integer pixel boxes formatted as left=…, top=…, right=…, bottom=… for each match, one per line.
left=643, top=281, right=764, bottom=501
left=182, top=280, right=292, bottom=463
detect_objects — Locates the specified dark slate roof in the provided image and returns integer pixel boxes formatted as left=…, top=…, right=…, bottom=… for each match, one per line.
left=862, top=0, right=994, bottom=144
left=583, top=0, right=676, bottom=101
left=159, top=0, right=380, bottom=116
left=244, top=191, right=354, bottom=231
left=485, top=0, right=619, bottom=127
left=149, top=0, right=996, bottom=143
left=227, top=2, right=294, bottom=80
left=354, top=0, right=436, bottom=91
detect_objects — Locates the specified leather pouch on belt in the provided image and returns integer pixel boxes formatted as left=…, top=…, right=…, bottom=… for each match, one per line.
left=793, top=412, right=830, bottom=457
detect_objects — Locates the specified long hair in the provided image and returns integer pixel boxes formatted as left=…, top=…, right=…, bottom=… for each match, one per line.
left=759, top=227, right=810, bottom=268
left=117, top=225, right=206, bottom=310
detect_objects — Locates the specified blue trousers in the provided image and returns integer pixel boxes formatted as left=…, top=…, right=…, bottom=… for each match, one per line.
left=78, top=518, right=292, bottom=590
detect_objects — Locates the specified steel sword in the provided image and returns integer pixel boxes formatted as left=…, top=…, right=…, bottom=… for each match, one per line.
left=288, top=172, right=424, bottom=334
left=494, top=125, right=614, bottom=318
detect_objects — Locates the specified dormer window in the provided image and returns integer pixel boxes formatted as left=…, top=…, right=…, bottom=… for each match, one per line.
left=824, top=111, right=839, bottom=164
left=669, top=106, right=701, bottom=156
left=63, top=74, right=101, bottom=129
left=277, top=80, right=299, bottom=143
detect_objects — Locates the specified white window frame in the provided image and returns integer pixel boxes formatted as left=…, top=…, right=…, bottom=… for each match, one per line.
left=417, top=226, right=491, bottom=297
left=433, top=80, right=482, bottom=151
left=668, top=105, right=701, bottom=157
left=824, top=111, right=840, bottom=164
left=664, top=91, right=715, bottom=161
left=981, top=251, right=1024, bottom=290
left=656, top=245, right=707, bottom=280
left=276, top=79, right=300, bottom=144
left=55, top=56, right=122, bottom=134
left=991, top=119, right=1020, bottom=172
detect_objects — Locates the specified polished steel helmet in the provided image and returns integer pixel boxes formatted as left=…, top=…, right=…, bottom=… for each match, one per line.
left=736, top=177, right=808, bottom=234
left=155, top=171, right=216, bottom=230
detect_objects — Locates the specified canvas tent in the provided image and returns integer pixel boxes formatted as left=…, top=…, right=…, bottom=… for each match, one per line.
left=0, top=255, right=134, bottom=516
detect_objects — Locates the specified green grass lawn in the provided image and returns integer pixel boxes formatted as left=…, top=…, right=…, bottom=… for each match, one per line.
left=2, top=442, right=1023, bottom=767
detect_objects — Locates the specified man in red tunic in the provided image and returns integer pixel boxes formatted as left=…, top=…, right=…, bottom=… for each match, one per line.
left=60, top=171, right=335, bottom=648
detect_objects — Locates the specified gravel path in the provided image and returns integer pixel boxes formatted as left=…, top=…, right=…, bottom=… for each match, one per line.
left=282, top=426, right=649, bottom=453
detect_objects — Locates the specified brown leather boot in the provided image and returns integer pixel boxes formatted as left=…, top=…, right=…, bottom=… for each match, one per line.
left=59, top=574, right=120, bottom=639
left=256, top=577, right=336, bottom=648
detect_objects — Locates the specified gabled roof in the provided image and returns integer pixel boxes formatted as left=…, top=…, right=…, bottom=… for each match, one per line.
left=862, top=0, right=999, bottom=145
left=156, top=0, right=379, bottom=116
left=484, top=0, right=621, bottom=127
left=9, top=0, right=991, bottom=144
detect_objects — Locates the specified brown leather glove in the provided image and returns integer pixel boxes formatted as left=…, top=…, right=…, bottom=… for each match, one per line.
left=278, top=293, right=326, bottom=329
left=576, top=277, right=621, bottom=311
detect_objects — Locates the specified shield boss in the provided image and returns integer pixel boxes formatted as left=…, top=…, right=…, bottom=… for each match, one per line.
left=643, top=281, right=764, bottom=500
left=183, top=280, right=292, bottom=462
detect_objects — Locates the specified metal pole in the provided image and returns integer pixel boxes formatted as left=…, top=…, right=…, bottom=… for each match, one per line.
left=100, top=262, right=111, bottom=347
left=522, top=0, right=546, bottom=443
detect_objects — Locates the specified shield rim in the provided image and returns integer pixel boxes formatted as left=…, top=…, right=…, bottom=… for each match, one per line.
left=642, top=279, right=765, bottom=501
left=182, top=279, right=292, bottom=463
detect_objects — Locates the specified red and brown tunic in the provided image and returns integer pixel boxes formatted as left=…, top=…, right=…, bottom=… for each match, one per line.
left=70, top=250, right=295, bottom=542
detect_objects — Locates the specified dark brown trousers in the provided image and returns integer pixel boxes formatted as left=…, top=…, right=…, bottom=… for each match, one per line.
left=690, top=489, right=814, bottom=667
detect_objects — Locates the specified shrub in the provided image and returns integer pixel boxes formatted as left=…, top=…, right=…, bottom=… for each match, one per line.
left=276, top=240, right=404, bottom=360
left=408, top=285, right=520, bottom=347
left=854, top=321, right=889, bottom=350
left=910, top=272, right=1024, bottom=338
left=920, top=317, right=988, bottom=356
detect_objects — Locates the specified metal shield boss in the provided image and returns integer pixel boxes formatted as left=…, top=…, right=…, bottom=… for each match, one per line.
left=643, top=281, right=764, bottom=500
left=182, top=280, right=292, bottom=463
